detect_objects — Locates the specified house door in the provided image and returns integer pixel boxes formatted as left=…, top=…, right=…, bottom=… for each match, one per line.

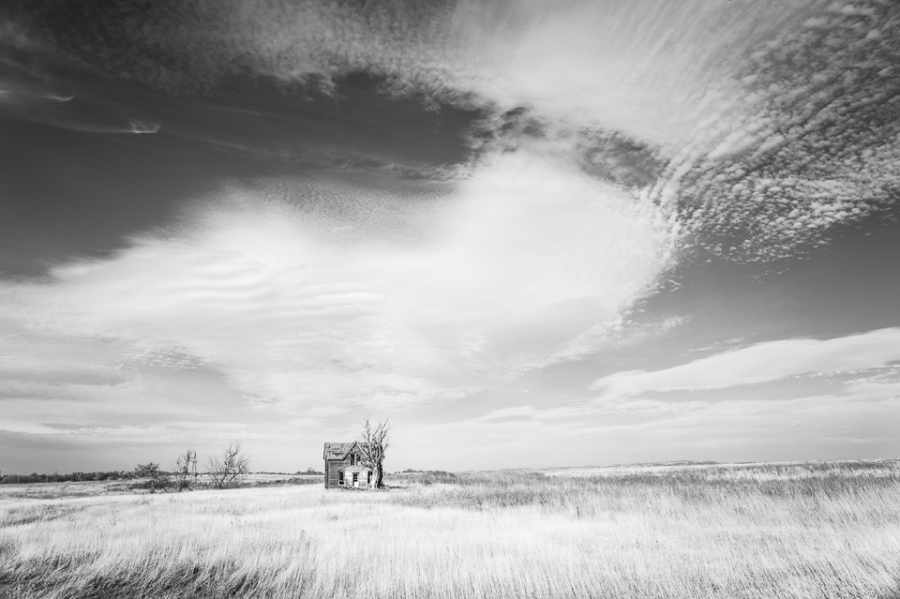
left=352, top=472, right=359, bottom=488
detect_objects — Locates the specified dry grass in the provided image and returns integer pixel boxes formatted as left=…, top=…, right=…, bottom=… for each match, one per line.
left=1, top=460, right=898, bottom=598
left=0, top=475, right=323, bottom=502
left=0, top=480, right=133, bottom=503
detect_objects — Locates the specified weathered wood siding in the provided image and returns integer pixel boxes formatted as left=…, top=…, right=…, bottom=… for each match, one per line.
left=325, top=458, right=347, bottom=488
left=324, top=450, right=372, bottom=489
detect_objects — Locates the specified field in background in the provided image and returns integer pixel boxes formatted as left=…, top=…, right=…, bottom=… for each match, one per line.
left=1, top=460, right=898, bottom=598
left=0, top=473, right=323, bottom=503
left=541, top=459, right=900, bottom=480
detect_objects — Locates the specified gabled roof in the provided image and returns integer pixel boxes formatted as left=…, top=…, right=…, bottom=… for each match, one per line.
left=323, top=441, right=360, bottom=460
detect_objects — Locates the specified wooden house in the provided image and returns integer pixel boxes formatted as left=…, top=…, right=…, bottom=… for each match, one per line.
left=323, top=442, right=372, bottom=489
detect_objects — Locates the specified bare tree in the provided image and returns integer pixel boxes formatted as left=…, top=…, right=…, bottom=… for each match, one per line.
left=358, top=417, right=390, bottom=489
left=173, top=449, right=198, bottom=491
left=206, top=442, right=249, bottom=489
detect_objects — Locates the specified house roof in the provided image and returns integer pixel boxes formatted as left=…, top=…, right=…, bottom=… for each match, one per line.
left=323, top=441, right=360, bottom=460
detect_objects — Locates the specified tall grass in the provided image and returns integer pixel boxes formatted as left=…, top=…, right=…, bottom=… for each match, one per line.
left=1, top=461, right=898, bottom=598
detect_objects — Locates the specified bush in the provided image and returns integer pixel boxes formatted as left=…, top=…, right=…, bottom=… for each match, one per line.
left=206, top=442, right=249, bottom=489
left=133, top=463, right=170, bottom=493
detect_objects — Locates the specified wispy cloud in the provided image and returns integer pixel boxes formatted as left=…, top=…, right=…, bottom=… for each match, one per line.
left=0, top=76, right=160, bottom=135
left=0, top=144, right=674, bottom=416
left=395, top=381, right=900, bottom=469
left=14, top=0, right=898, bottom=262
left=591, top=328, right=900, bottom=397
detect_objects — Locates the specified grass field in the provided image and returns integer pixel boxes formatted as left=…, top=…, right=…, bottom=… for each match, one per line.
left=1, top=460, right=898, bottom=598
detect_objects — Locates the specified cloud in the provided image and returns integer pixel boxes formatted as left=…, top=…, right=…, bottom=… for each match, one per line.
left=15, top=0, right=899, bottom=263
left=654, top=1, right=900, bottom=260
left=248, top=0, right=900, bottom=262
left=0, top=75, right=160, bottom=135
left=470, top=406, right=539, bottom=423
left=394, top=379, right=900, bottom=470
left=591, top=328, right=900, bottom=397
left=1, top=144, right=674, bottom=412
left=18, top=0, right=813, bottom=149
left=4, top=0, right=900, bottom=468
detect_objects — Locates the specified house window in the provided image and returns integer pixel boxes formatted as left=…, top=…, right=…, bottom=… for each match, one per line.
left=350, top=454, right=356, bottom=466
left=352, top=472, right=359, bottom=485
left=338, top=470, right=344, bottom=485
left=367, top=471, right=372, bottom=485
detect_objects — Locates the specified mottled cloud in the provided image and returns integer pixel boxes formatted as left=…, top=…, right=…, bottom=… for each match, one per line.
left=11, top=0, right=898, bottom=262
left=663, top=2, right=900, bottom=260
left=8, top=0, right=813, bottom=145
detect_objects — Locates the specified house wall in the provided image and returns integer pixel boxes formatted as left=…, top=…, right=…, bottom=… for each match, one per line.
left=325, top=454, right=372, bottom=489
left=325, top=458, right=346, bottom=488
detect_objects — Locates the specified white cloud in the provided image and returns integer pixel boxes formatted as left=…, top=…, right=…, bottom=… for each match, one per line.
left=591, top=328, right=900, bottom=397
left=1, top=144, right=675, bottom=414
left=471, top=406, right=538, bottom=423
left=392, top=378, right=900, bottom=470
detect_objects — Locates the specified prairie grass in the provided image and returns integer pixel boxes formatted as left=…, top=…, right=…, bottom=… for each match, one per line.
left=1, top=460, right=898, bottom=598
left=0, top=480, right=132, bottom=502
left=0, top=474, right=323, bottom=502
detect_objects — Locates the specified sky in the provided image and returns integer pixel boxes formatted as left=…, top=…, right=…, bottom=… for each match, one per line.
left=1, top=0, right=898, bottom=473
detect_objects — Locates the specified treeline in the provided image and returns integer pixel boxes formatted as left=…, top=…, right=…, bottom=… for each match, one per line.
left=0, top=471, right=135, bottom=484
left=1, top=465, right=325, bottom=486
left=1, top=445, right=328, bottom=489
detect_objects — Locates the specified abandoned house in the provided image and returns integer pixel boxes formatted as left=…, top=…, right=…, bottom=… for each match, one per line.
left=323, top=442, right=372, bottom=489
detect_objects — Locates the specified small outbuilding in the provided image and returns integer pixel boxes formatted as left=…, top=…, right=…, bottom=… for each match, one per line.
left=323, top=441, right=372, bottom=489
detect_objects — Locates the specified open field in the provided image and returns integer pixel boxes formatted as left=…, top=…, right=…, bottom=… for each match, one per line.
left=0, top=474, right=323, bottom=503
left=1, top=460, right=899, bottom=599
